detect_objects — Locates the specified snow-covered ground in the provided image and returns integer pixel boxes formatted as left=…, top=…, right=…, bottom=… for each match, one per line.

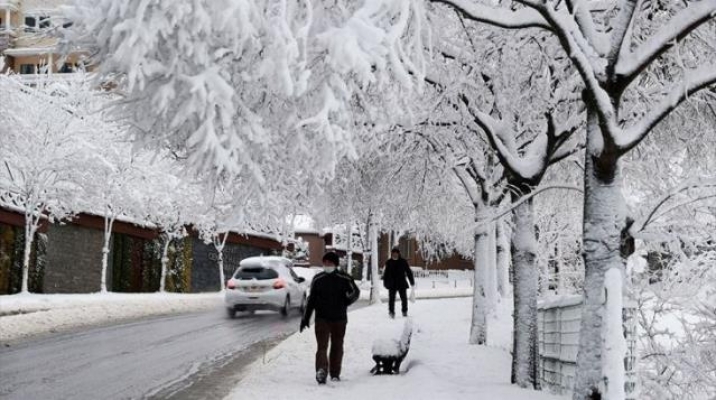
left=0, top=292, right=222, bottom=342
left=358, top=276, right=474, bottom=300
left=0, top=281, right=472, bottom=343
left=226, top=297, right=566, bottom=400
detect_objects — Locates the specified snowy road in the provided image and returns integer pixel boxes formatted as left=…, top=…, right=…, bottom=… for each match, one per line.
left=0, top=308, right=302, bottom=400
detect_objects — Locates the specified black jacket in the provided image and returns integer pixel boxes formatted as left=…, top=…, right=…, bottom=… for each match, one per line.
left=303, top=270, right=360, bottom=322
left=382, top=258, right=415, bottom=290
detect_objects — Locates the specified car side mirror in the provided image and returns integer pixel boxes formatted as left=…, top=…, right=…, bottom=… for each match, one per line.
left=296, top=277, right=306, bottom=283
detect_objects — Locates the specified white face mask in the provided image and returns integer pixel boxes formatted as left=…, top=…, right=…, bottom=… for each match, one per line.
left=323, top=267, right=336, bottom=274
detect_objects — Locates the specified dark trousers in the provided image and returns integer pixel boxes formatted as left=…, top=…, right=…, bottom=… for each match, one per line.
left=315, top=318, right=347, bottom=378
left=388, top=288, right=408, bottom=315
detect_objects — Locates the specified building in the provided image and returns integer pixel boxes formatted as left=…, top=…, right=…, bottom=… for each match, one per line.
left=0, top=206, right=285, bottom=294
left=0, top=0, right=90, bottom=79
left=378, top=233, right=473, bottom=271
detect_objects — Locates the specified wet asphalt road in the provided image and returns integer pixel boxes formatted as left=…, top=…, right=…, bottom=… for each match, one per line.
left=0, top=308, right=302, bottom=400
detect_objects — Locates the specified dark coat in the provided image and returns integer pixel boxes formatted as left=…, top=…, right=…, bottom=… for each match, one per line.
left=382, top=258, right=415, bottom=290
left=303, top=270, right=360, bottom=322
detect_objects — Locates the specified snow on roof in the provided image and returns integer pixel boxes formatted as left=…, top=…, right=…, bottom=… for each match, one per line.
left=0, top=0, right=21, bottom=10
left=537, top=294, right=583, bottom=310
left=3, top=46, right=56, bottom=56
left=239, top=256, right=292, bottom=267
left=22, top=0, right=69, bottom=12
left=291, top=214, right=323, bottom=235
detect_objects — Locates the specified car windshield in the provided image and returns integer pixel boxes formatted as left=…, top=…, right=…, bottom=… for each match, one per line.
left=234, top=267, right=279, bottom=280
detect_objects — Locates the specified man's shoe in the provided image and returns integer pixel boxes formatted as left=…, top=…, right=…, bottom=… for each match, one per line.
left=330, top=376, right=341, bottom=382
left=316, top=369, right=327, bottom=384
left=389, top=312, right=395, bottom=319
left=402, top=311, right=408, bottom=317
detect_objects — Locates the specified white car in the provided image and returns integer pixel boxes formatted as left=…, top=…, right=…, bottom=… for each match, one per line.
left=225, top=256, right=307, bottom=318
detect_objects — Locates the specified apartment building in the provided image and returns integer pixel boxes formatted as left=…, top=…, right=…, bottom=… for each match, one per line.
left=0, top=0, right=89, bottom=80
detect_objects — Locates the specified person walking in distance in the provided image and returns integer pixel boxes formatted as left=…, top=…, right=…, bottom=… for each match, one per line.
left=300, top=252, right=360, bottom=384
left=383, top=248, right=415, bottom=318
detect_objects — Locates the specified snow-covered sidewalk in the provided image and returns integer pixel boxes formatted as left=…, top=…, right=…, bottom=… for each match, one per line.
left=0, top=292, right=222, bottom=342
left=358, top=283, right=472, bottom=300
left=226, top=297, right=565, bottom=400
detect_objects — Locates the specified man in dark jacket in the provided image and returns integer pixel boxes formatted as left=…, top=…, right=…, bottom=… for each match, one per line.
left=300, top=252, right=360, bottom=384
left=382, top=248, right=415, bottom=318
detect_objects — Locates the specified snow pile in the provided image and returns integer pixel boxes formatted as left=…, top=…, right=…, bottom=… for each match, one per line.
left=371, top=318, right=412, bottom=357
left=0, top=292, right=222, bottom=342
left=225, top=298, right=566, bottom=400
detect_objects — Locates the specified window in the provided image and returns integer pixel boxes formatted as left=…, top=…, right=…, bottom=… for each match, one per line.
left=24, top=15, right=51, bottom=31
left=39, top=16, right=50, bottom=29
left=24, top=16, right=36, bottom=31
left=19, top=64, right=36, bottom=74
left=59, top=63, right=75, bottom=73
left=234, top=267, right=279, bottom=280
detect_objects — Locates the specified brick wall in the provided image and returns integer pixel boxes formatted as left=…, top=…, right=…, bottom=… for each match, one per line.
left=378, top=233, right=472, bottom=271
left=43, top=224, right=104, bottom=293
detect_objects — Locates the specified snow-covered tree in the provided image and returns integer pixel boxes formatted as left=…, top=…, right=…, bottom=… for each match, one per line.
left=0, top=74, right=97, bottom=293
left=63, top=0, right=429, bottom=198
left=89, top=142, right=157, bottom=293
left=139, top=162, right=203, bottom=293
left=415, top=1, right=716, bottom=396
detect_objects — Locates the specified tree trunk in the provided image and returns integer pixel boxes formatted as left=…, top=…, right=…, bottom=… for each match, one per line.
left=574, top=110, right=627, bottom=400
left=100, top=215, right=115, bottom=293
left=217, top=247, right=225, bottom=292
left=470, top=229, right=489, bottom=345
left=159, top=236, right=171, bottom=292
left=369, top=221, right=381, bottom=305
left=486, top=221, right=498, bottom=311
left=20, top=214, right=37, bottom=294
left=361, top=256, right=369, bottom=284
left=346, top=223, right=353, bottom=275
left=510, top=194, right=540, bottom=389
left=556, top=242, right=566, bottom=295
left=496, top=221, right=511, bottom=297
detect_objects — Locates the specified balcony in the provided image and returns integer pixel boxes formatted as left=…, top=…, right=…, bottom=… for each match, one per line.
left=0, top=26, right=15, bottom=52
left=16, top=72, right=93, bottom=84
left=0, top=0, right=20, bottom=7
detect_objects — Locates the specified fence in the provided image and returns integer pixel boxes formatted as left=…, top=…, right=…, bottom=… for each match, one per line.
left=537, top=295, right=638, bottom=399
left=412, top=269, right=473, bottom=289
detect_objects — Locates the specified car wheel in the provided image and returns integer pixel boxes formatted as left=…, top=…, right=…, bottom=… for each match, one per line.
left=280, top=296, right=290, bottom=317
left=226, top=308, right=236, bottom=319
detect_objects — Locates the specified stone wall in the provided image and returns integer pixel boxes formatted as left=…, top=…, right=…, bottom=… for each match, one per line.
left=43, top=224, right=104, bottom=293
left=190, top=238, right=272, bottom=292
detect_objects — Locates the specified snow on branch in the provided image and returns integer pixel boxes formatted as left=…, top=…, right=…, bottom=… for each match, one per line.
left=478, top=184, right=583, bottom=225
left=615, top=0, right=716, bottom=85
left=431, top=0, right=551, bottom=30
left=616, top=65, right=716, bottom=153
left=632, top=179, right=716, bottom=235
